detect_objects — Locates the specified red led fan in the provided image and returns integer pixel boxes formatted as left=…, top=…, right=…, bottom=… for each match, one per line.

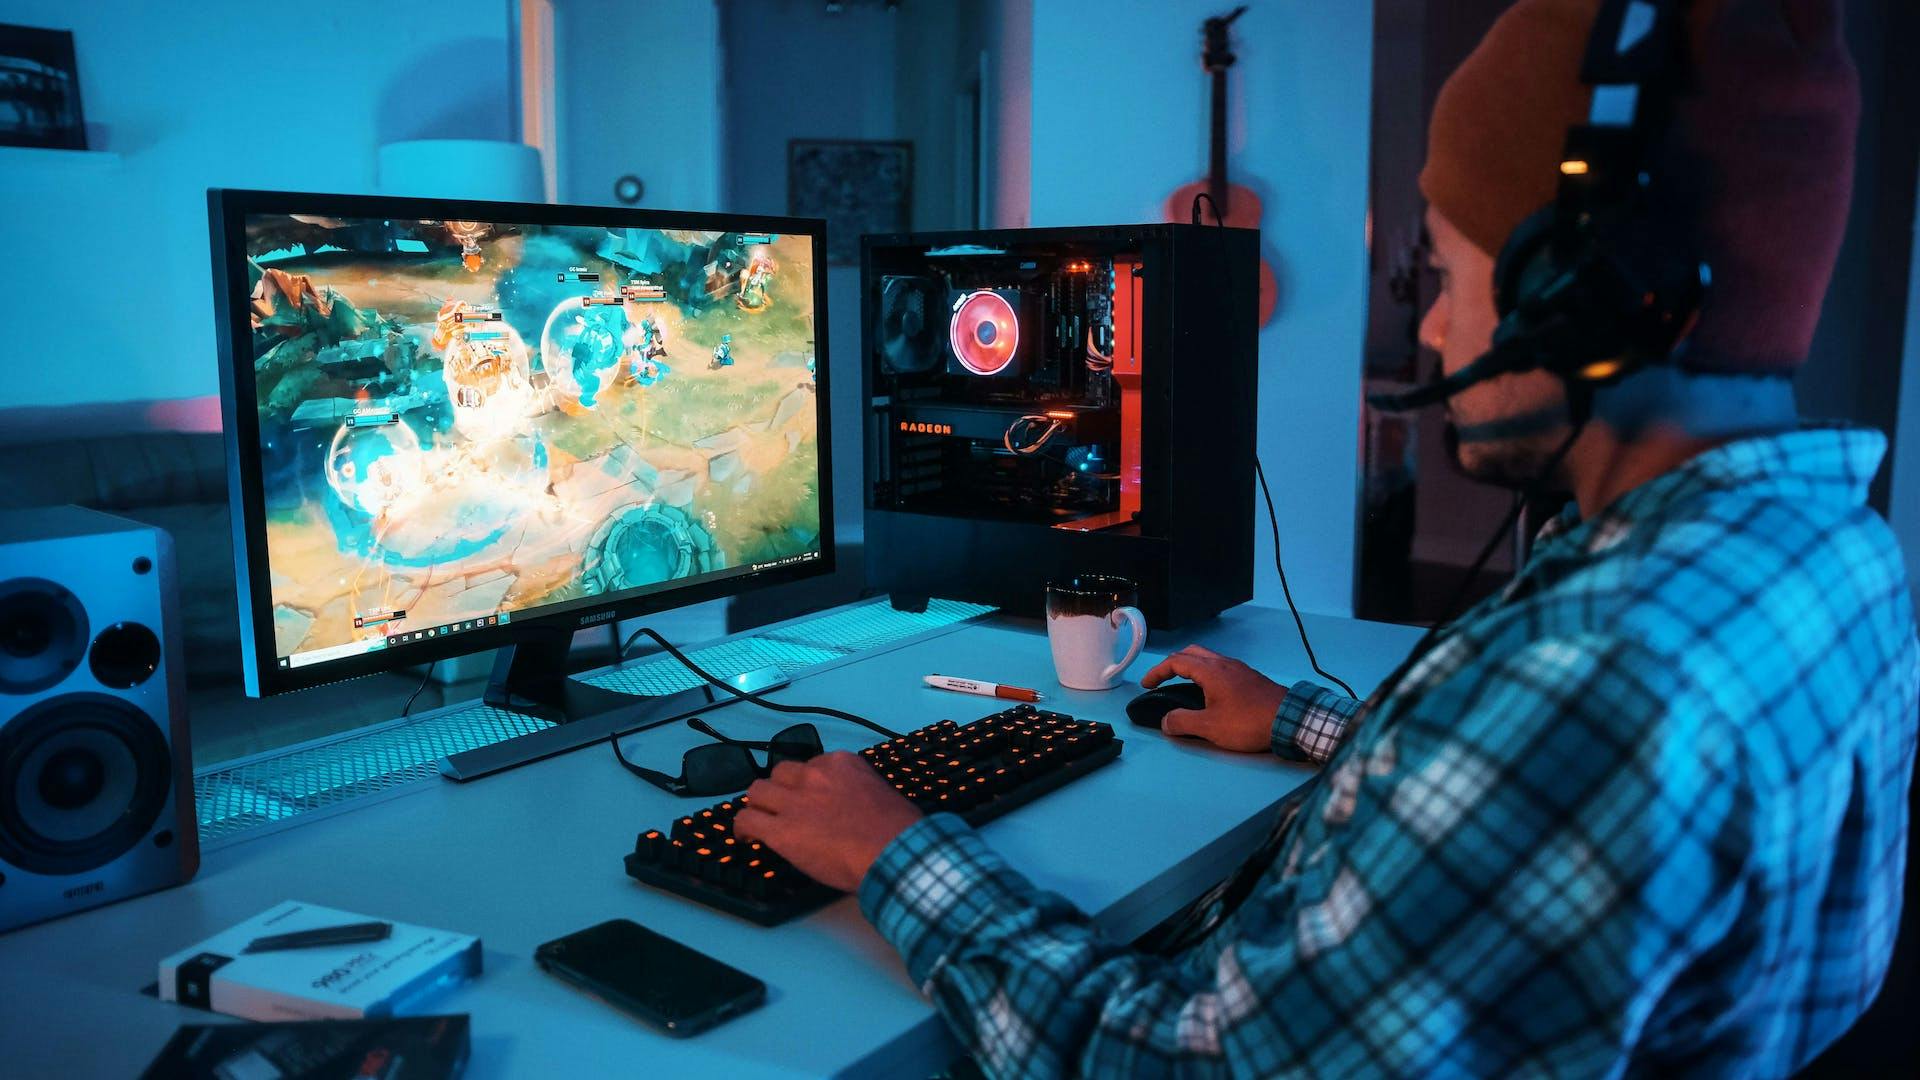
left=949, top=290, right=1021, bottom=376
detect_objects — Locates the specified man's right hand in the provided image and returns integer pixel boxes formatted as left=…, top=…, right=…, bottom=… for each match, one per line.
left=1139, top=645, right=1288, bottom=753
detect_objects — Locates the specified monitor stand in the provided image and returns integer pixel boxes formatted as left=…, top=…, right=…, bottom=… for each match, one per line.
left=436, top=626, right=787, bottom=782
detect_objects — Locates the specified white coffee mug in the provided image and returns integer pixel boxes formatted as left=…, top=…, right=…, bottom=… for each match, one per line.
left=1046, top=575, right=1148, bottom=691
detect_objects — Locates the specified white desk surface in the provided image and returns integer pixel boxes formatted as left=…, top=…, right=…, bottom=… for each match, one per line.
left=0, top=606, right=1422, bottom=1078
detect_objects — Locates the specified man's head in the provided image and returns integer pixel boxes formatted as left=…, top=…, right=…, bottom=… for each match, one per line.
left=1416, top=0, right=1860, bottom=484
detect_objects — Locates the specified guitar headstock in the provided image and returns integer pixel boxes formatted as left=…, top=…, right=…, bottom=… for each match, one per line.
left=1201, top=5, right=1248, bottom=73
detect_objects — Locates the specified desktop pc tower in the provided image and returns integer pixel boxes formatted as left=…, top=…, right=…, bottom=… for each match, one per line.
left=862, top=224, right=1259, bottom=627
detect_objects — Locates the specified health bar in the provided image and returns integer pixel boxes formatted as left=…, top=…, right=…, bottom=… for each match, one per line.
left=558, top=271, right=602, bottom=283
left=453, top=311, right=503, bottom=323
left=741, top=234, right=775, bottom=245
left=580, top=296, right=622, bottom=307
left=465, top=329, right=507, bottom=339
left=346, top=412, right=401, bottom=428
left=353, top=609, right=407, bottom=629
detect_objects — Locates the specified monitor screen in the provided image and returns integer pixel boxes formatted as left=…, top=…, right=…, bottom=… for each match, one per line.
left=213, top=194, right=829, bottom=692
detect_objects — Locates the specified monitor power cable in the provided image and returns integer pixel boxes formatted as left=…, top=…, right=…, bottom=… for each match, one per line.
left=401, top=662, right=436, bottom=717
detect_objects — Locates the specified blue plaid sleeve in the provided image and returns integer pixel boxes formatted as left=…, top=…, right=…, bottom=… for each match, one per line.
left=859, top=635, right=1752, bottom=1078
left=1271, top=679, right=1361, bottom=763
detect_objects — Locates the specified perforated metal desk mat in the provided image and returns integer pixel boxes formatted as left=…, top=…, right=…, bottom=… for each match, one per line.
left=195, top=705, right=553, bottom=845
left=583, top=598, right=994, bottom=697
left=195, top=598, right=994, bottom=846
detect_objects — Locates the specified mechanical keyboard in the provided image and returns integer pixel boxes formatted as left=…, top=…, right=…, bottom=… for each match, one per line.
left=623, top=704, right=1122, bottom=925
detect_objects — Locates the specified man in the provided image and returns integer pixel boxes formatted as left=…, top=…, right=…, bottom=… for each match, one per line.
left=736, top=0, right=1918, bottom=1074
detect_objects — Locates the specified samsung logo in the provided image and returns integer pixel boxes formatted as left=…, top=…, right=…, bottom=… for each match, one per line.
left=578, top=611, right=616, bottom=626
left=64, top=881, right=104, bottom=900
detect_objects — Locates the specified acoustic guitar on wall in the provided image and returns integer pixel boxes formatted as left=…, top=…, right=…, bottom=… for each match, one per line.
left=1164, top=5, right=1279, bottom=326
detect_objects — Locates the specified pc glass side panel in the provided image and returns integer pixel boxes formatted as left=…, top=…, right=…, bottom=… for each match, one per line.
left=861, top=225, right=1255, bottom=627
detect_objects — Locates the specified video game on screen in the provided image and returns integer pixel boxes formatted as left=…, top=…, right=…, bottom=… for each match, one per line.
left=240, top=214, right=821, bottom=668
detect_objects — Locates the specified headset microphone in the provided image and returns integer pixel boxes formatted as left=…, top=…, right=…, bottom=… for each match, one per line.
left=1366, top=337, right=1534, bottom=412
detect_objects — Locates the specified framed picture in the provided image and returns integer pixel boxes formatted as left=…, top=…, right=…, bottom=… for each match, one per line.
left=0, top=23, right=86, bottom=150
left=788, top=139, right=912, bottom=265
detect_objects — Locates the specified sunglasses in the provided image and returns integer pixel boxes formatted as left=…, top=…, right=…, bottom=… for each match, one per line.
left=614, top=717, right=823, bottom=797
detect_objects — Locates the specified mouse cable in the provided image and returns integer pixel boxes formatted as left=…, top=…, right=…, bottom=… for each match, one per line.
left=1192, top=189, right=1359, bottom=700
left=618, top=625, right=902, bottom=741
left=1255, top=457, right=1358, bottom=698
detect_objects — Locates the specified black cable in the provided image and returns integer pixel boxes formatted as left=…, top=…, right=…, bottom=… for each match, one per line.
left=1361, top=412, right=1590, bottom=710
left=401, top=662, right=435, bottom=717
left=1193, top=189, right=1359, bottom=699
left=1255, top=458, right=1358, bottom=698
left=618, top=625, right=902, bottom=740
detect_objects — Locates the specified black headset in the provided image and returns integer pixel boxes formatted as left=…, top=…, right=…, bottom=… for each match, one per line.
left=1370, top=0, right=1711, bottom=415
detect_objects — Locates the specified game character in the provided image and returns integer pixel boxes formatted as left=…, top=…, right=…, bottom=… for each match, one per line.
left=737, top=253, right=776, bottom=310
left=431, top=300, right=471, bottom=353
left=623, top=314, right=670, bottom=384
left=633, top=357, right=672, bottom=387
left=710, top=334, right=735, bottom=370
left=445, top=220, right=489, bottom=272
left=533, top=433, right=557, bottom=495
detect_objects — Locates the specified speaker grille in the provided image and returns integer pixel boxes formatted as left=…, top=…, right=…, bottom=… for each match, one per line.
left=0, top=693, right=170, bottom=875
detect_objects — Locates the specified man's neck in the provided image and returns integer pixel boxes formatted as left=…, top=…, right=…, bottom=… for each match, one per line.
left=1562, top=367, right=1801, bottom=517
left=1563, top=424, right=1724, bottom=519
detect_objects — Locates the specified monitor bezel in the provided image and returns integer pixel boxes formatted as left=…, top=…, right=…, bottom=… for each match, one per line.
left=209, top=188, right=836, bottom=697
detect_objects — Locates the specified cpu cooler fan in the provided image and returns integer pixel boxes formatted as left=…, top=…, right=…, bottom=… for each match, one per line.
left=947, top=288, right=1039, bottom=378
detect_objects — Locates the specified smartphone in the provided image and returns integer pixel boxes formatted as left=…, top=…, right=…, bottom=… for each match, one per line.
left=534, top=919, right=766, bottom=1037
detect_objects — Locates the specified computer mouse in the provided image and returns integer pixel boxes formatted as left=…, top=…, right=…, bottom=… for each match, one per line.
left=1126, top=681, right=1207, bottom=730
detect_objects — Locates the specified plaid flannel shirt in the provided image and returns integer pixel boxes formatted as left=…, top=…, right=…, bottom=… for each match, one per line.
left=859, top=426, right=1919, bottom=1078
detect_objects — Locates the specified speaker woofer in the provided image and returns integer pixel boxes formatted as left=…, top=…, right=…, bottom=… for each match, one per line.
left=0, top=578, right=89, bottom=695
left=0, top=693, right=170, bottom=876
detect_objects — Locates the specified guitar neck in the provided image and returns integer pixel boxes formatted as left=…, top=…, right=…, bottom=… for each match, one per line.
left=1208, top=67, right=1229, bottom=215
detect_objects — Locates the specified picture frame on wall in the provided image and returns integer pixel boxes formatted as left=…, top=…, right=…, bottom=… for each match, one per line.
left=788, top=139, right=912, bottom=265
left=0, top=23, right=87, bottom=151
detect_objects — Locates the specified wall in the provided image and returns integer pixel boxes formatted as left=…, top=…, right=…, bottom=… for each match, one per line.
left=552, top=0, right=720, bottom=211
left=717, top=0, right=988, bottom=552
left=1797, top=0, right=1917, bottom=511
left=719, top=0, right=900, bottom=548
left=1027, top=2, right=1375, bottom=616
left=0, top=1, right=512, bottom=408
left=986, top=0, right=1031, bottom=230
left=1892, top=155, right=1920, bottom=600
left=893, top=1, right=991, bottom=232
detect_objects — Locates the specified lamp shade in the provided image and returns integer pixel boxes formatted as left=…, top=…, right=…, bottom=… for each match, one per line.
left=377, top=139, right=544, bottom=203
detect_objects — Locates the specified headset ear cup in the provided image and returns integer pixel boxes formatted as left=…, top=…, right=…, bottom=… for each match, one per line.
left=1493, top=206, right=1557, bottom=319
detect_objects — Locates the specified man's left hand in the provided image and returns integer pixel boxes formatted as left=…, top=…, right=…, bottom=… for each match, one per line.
left=734, top=753, right=923, bottom=892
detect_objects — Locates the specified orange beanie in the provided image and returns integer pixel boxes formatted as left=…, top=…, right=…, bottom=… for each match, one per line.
left=1418, top=0, right=1860, bottom=373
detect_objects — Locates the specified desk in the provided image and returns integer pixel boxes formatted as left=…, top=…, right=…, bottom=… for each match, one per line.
left=0, top=606, right=1421, bottom=1078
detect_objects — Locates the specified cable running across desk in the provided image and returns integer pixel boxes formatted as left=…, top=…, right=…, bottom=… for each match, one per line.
left=617, top=625, right=902, bottom=740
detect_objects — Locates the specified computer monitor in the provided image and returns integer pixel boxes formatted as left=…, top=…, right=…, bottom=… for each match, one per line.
left=208, top=190, right=831, bottom=735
